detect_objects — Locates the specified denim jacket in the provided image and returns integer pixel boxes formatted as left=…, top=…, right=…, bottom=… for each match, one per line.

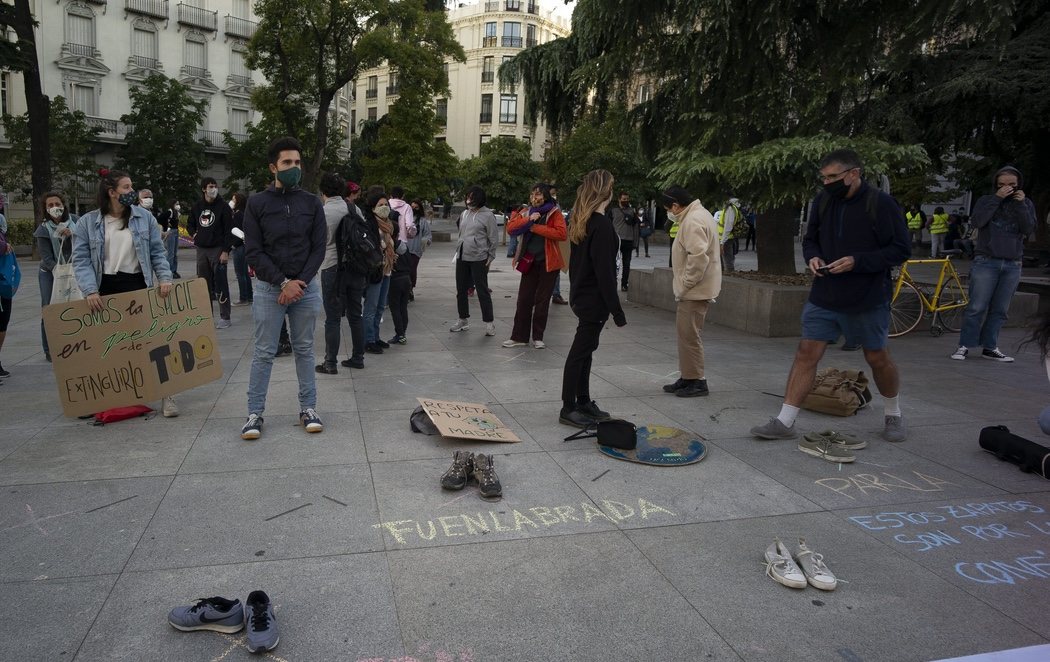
left=72, top=206, right=173, bottom=296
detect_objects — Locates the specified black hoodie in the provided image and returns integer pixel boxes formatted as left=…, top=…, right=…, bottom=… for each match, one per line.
left=568, top=211, right=626, bottom=324
left=188, top=195, right=234, bottom=251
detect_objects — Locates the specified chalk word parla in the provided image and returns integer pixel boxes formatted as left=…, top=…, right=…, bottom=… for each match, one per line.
left=374, top=499, right=676, bottom=545
left=815, top=471, right=957, bottom=500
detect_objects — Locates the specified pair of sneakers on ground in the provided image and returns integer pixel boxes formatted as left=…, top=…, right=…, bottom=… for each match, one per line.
left=241, top=408, right=323, bottom=440
left=752, top=414, right=906, bottom=444
left=764, top=538, right=837, bottom=591
left=168, top=591, right=278, bottom=654
left=450, top=319, right=496, bottom=336
left=796, top=429, right=867, bottom=463
left=558, top=400, right=611, bottom=429
left=950, top=346, right=1013, bottom=362
left=441, top=451, right=502, bottom=498
left=502, top=338, right=545, bottom=349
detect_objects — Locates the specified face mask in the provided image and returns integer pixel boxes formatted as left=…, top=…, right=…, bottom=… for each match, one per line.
left=229, top=200, right=236, bottom=210
left=374, top=205, right=391, bottom=219
left=47, top=206, right=65, bottom=219
left=118, top=191, right=139, bottom=207
left=667, top=211, right=678, bottom=223
left=276, top=167, right=302, bottom=188
left=174, top=205, right=181, bottom=213
left=205, top=187, right=218, bottom=199
left=823, top=178, right=849, bottom=199
left=140, top=197, right=153, bottom=209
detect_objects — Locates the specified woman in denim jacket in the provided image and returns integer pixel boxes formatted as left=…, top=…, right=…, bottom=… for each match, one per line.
left=71, top=169, right=177, bottom=416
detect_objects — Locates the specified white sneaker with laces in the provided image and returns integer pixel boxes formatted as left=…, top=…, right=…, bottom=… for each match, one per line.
left=764, top=538, right=807, bottom=589
left=950, top=346, right=968, bottom=360
left=485, top=322, right=496, bottom=336
left=162, top=396, right=179, bottom=418
left=533, top=340, right=545, bottom=349
left=794, top=538, right=837, bottom=590
left=502, top=339, right=527, bottom=348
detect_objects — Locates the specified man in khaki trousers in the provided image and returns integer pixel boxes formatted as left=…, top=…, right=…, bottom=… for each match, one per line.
left=659, top=185, right=722, bottom=397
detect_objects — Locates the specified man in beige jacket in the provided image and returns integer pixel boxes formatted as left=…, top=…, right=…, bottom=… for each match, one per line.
left=660, top=186, right=722, bottom=397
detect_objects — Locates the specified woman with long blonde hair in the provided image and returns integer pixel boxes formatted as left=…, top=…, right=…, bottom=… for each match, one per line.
left=559, top=169, right=628, bottom=428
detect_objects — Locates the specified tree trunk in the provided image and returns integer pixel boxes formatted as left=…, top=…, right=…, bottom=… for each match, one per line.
left=305, top=91, right=335, bottom=192
left=12, top=0, right=50, bottom=259
left=756, top=203, right=802, bottom=275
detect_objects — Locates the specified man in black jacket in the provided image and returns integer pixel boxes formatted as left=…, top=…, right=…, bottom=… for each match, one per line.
left=241, top=137, right=327, bottom=441
left=750, top=149, right=911, bottom=445
left=188, top=177, right=234, bottom=328
left=155, top=200, right=181, bottom=279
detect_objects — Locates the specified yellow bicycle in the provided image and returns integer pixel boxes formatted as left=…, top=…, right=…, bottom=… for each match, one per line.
left=889, top=257, right=969, bottom=337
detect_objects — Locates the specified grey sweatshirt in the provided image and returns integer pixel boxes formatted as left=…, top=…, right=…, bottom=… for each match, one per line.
left=456, top=206, right=498, bottom=262
left=970, top=194, right=1036, bottom=260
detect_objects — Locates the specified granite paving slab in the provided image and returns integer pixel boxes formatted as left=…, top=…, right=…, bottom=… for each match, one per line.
left=0, top=576, right=117, bottom=661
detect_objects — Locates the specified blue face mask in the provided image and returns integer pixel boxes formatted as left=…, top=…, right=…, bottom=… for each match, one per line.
left=118, top=191, right=139, bottom=207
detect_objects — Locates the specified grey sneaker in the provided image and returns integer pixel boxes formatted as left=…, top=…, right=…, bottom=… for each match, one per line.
left=794, top=538, right=837, bottom=591
left=215, top=318, right=232, bottom=329
left=797, top=436, right=856, bottom=463
left=167, top=597, right=244, bottom=633
left=882, top=415, right=907, bottom=442
left=244, top=590, right=279, bottom=653
left=450, top=319, right=470, bottom=332
left=750, top=417, right=798, bottom=440
left=473, top=453, right=502, bottom=498
left=440, top=451, right=475, bottom=490
left=803, top=430, right=867, bottom=450
left=484, top=322, right=496, bottom=336
left=950, top=346, right=968, bottom=360
left=764, top=538, right=807, bottom=589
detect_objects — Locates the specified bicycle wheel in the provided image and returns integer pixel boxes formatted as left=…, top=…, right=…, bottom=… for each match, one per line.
left=889, top=281, right=923, bottom=337
left=933, top=277, right=968, bottom=333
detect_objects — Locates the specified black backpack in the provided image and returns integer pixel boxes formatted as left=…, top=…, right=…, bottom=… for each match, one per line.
left=337, top=209, right=384, bottom=281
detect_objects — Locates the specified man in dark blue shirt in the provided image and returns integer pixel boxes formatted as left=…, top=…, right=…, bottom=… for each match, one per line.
left=751, top=149, right=911, bottom=445
left=241, top=136, right=327, bottom=441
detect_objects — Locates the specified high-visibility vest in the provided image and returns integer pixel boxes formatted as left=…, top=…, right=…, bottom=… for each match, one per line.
left=930, top=213, right=949, bottom=234
left=906, top=211, right=923, bottom=230
left=668, top=217, right=680, bottom=239
left=718, top=203, right=741, bottom=238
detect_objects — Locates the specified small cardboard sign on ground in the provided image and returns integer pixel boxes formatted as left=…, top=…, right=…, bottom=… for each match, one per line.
left=43, top=278, right=223, bottom=418
left=417, top=398, right=521, bottom=443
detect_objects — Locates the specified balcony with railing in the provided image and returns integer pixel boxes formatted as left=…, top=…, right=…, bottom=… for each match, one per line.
left=85, top=117, right=129, bottom=141
left=129, top=55, right=161, bottom=70
left=224, top=15, right=257, bottom=39
left=195, top=129, right=230, bottom=151
left=505, top=0, right=521, bottom=11
left=481, top=71, right=494, bottom=83
left=499, top=112, right=517, bottom=124
left=482, top=36, right=497, bottom=47
left=479, top=112, right=493, bottom=124
left=501, top=36, right=522, bottom=48
left=436, top=114, right=447, bottom=127
left=385, top=84, right=400, bottom=97
left=528, top=2, right=538, bottom=14
left=365, top=88, right=378, bottom=99
left=83, top=0, right=108, bottom=5
left=181, top=65, right=210, bottom=79
left=526, top=38, right=537, bottom=48
left=63, top=42, right=99, bottom=58
left=177, top=3, right=218, bottom=32
left=484, top=1, right=499, bottom=11
left=125, top=0, right=169, bottom=20
left=227, top=74, right=252, bottom=87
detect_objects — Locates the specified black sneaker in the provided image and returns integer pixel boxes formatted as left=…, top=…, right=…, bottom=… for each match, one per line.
left=675, top=379, right=710, bottom=397
left=315, top=363, right=338, bottom=375
left=621, top=284, right=629, bottom=292
left=388, top=335, right=406, bottom=345
left=244, top=590, right=279, bottom=653
left=577, top=400, right=611, bottom=421
left=376, top=339, right=391, bottom=349
left=0, top=363, right=9, bottom=378
left=440, top=451, right=475, bottom=490
left=841, top=343, right=862, bottom=351
left=365, top=343, right=384, bottom=354
left=275, top=341, right=293, bottom=357
left=663, top=378, right=688, bottom=393
left=559, top=406, right=597, bottom=429
left=473, top=453, right=502, bottom=498
left=982, top=348, right=1014, bottom=363
left=341, top=356, right=365, bottom=369
left=241, top=414, right=263, bottom=440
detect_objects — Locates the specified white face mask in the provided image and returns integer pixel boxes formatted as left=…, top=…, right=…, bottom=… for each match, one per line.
left=667, top=210, right=678, bottom=223
left=47, top=206, right=65, bottom=219
left=229, top=200, right=236, bottom=210
left=205, top=187, right=218, bottom=199
left=140, top=197, right=153, bottom=209
left=174, top=205, right=181, bottom=213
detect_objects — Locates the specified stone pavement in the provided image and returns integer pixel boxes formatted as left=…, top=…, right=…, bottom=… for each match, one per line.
left=1, top=244, right=1048, bottom=662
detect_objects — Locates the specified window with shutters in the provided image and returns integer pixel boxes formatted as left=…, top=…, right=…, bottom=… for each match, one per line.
left=230, top=47, right=250, bottom=85
left=229, top=107, right=249, bottom=137
left=436, top=98, right=447, bottom=126
left=1, top=73, right=8, bottom=116
left=350, top=109, right=357, bottom=134
left=480, top=93, right=493, bottom=123
left=65, top=5, right=96, bottom=57
left=502, top=22, right=521, bottom=48
left=481, top=56, right=494, bottom=83
left=72, top=83, right=97, bottom=116
left=131, top=22, right=159, bottom=69
left=232, top=0, right=249, bottom=19
left=183, top=33, right=207, bottom=77
left=367, top=106, right=377, bottom=121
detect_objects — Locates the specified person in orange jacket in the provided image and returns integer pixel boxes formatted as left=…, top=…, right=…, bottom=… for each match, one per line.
left=502, top=183, right=567, bottom=349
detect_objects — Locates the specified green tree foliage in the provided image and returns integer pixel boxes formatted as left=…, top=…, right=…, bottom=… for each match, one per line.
left=344, top=116, right=390, bottom=185
left=1, top=97, right=99, bottom=204
left=247, top=0, right=464, bottom=190
left=460, top=137, right=541, bottom=212
left=543, top=105, right=653, bottom=209
left=115, top=75, right=207, bottom=206
left=361, top=91, right=458, bottom=200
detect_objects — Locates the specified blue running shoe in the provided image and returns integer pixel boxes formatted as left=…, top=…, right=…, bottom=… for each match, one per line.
left=245, top=590, right=280, bottom=653
left=167, top=596, right=244, bottom=633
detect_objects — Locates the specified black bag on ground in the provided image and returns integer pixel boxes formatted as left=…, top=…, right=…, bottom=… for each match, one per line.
left=564, top=419, right=638, bottom=450
left=979, top=425, right=1050, bottom=479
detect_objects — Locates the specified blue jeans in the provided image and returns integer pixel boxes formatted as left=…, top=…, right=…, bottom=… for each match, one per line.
left=165, top=230, right=179, bottom=276
left=363, top=275, right=390, bottom=343
left=38, top=268, right=54, bottom=356
left=959, top=256, right=1022, bottom=350
left=507, top=233, right=519, bottom=258
left=232, top=244, right=253, bottom=302
left=247, top=279, right=321, bottom=415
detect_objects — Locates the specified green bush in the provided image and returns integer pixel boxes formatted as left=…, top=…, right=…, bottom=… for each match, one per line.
left=4, top=219, right=36, bottom=245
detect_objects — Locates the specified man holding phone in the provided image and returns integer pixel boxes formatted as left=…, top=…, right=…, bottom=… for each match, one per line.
left=750, top=149, right=911, bottom=443
left=951, top=166, right=1037, bottom=362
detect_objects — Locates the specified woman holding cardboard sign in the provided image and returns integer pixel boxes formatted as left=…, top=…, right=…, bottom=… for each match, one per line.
left=71, top=169, right=176, bottom=416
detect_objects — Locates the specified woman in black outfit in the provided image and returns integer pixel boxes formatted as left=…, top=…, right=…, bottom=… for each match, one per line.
left=559, top=169, right=627, bottom=428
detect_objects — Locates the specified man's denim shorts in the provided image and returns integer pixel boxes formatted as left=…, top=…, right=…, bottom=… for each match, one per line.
left=801, top=301, right=890, bottom=351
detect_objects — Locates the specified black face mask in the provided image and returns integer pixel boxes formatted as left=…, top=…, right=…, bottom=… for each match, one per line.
left=823, top=178, right=849, bottom=199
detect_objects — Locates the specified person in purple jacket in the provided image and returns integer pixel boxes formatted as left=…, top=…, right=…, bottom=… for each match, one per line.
left=241, top=137, right=327, bottom=441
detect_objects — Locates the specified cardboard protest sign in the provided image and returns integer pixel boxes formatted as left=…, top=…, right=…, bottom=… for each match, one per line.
left=416, top=398, right=521, bottom=443
left=43, top=278, right=223, bottom=418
